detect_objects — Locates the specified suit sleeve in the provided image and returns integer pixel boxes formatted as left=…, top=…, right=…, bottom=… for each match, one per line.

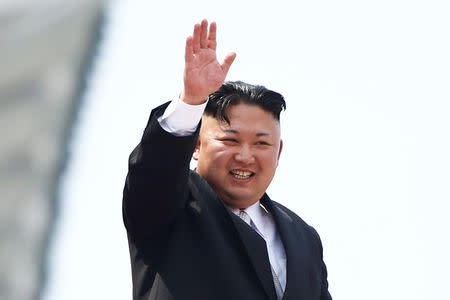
left=310, top=226, right=333, bottom=300
left=320, top=255, right=332, bottom=300
left=122, top=102, right=200, bottom=238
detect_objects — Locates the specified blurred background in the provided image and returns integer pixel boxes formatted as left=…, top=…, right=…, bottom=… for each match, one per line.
left=1, top=0, right=449, bottom=299
left=0, top=1, right=106, bottom=299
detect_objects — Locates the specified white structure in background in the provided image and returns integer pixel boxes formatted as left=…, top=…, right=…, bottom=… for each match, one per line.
left=0, top=1, right=106, bottom=300
left=44, top=0, right=450, bottom=300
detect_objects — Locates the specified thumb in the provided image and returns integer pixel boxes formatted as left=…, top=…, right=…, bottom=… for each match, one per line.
left=220, top=52, right=236, bottom=76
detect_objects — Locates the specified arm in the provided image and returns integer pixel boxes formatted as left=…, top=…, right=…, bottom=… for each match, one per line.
left=320, top=257, right=332, bottom=300
left=122, top=20, right=235, bottom=238
left=310, top=226, right=332, bottom=300
left=122, top=102, right=198, bottom=238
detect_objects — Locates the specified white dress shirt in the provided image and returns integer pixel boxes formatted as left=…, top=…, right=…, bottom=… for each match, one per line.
left=157, top=97, right=287, bottom=292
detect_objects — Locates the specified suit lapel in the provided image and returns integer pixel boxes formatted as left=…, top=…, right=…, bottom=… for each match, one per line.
left=228, top=210, right=278, bottom=300
left=188, top=173, right=277, bottom=300
left=261, top=196, right=311, bottom=300
left=189, top=175, right=313, bottom=300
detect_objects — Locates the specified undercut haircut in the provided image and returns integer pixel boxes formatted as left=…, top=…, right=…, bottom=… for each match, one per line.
left=204, top=81, right=286, bottom=123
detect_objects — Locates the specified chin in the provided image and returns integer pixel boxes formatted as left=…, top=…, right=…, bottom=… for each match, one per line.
left=222, top=191, right=257, bottom=206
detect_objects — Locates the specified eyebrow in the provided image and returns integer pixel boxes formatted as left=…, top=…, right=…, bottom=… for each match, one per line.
left=223, top=129, right=270, bottom=137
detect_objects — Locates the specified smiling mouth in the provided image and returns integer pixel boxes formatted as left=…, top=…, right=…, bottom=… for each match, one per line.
left=230, top=169, right=254, bottom=179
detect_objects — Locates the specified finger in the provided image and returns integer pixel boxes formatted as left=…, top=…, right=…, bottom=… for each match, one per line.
left=185, top=36, right=193, bottom=63
left=200, top=19, right=208, bottom=48
left=220, top=52, right=237, bottom=76
left=207, top=21, right=217, bottom=50
left=192, top=23, right=201, bottom=53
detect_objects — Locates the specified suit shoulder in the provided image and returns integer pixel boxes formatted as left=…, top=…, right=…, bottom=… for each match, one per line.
left=270, top=200, right=308, bottom=226
left=186, top=170, right=221, bottom=208
left=188, top=170, right=215, bottom=196
left=270, top=200, right=323, bottom=246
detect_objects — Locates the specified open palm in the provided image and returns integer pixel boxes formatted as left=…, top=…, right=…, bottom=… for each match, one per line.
left=181, top=20, right=236, bottom=105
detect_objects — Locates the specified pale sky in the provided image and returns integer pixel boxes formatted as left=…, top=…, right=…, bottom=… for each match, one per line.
left=43, top=0, right=450, bottom=299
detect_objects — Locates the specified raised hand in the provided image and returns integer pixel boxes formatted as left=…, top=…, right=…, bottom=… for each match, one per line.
left=180, top=19, right=236, bottom=105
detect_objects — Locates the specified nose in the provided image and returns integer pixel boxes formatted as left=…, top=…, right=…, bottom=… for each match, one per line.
left=234, top=144, right=255, bottom=164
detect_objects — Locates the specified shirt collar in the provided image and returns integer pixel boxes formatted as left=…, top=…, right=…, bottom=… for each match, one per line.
left=229, top=200, right=270, bottom=238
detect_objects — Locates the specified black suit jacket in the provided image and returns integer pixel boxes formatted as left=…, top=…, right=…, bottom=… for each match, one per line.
left=123, top=103, right=332, bottom=300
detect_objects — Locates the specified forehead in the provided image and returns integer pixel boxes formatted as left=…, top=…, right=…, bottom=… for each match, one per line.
left=201, top=103, right=280, bottom=135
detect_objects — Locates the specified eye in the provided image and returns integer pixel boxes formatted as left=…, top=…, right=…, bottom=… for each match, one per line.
left=256, top=141, right=270, bottom=145
left=222, top=138, right=238, bottom=143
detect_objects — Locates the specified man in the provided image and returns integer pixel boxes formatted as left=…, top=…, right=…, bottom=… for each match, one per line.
left=123, top=19, right=332, bottom=300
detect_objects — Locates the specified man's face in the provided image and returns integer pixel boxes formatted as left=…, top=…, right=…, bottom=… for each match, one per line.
left=193, top=103, right=283, bottom=209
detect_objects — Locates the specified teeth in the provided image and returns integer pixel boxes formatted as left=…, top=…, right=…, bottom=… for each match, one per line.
left=230, top=170, right=253, bottom=179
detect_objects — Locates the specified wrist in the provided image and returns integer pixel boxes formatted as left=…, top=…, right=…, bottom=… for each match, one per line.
left=180, top=90, right=208, bottom=105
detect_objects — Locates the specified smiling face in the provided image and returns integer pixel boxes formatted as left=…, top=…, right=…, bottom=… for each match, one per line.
left=193, top=103, right=283, bottom=209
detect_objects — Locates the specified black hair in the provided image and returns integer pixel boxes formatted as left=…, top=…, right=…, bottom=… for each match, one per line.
left=204, top=81, right=286, bottom=123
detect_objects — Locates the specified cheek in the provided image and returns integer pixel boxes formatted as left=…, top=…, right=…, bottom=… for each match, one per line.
left=259, top=151, right=280, bottom=168
left=208, top=141, right=235, bottom=155
left=203, top=146, right=233, bottom=166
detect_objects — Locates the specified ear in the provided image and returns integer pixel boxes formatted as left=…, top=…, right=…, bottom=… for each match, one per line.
left=192, top=138, right=201, bottom=160
left=277, top=139, right=283, bottom=163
